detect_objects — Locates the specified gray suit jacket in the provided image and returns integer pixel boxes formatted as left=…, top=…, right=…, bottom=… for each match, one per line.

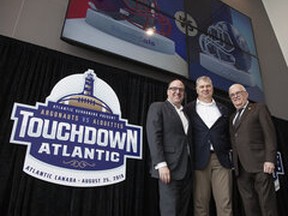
left=146, top=100, right=191, bottom=180
left=229, top=102, right=277, bottom=176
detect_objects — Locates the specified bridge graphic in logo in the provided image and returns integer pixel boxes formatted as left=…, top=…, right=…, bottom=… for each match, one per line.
left=10, top=69, right=142, bottom=187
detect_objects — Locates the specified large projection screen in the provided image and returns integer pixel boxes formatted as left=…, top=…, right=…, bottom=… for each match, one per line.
left=61, top=0, right=188, bottom=77
left=61, top=0, right=264, bottom=101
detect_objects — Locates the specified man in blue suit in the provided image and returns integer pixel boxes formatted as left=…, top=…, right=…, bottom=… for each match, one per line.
left=146, top=79, right=192, bottom=216
left=184, top=76, right=233, bottom=216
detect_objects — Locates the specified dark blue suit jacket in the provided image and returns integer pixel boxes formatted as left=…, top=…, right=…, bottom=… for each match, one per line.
left=184, top=100, right=232, bottom=170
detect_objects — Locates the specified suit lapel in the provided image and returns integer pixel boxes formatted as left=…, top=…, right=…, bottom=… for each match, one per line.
left=234, top=103, right=253, bottom=130
left=212, top=102, right=225, bottom=127
left=165, top=100, right=186, bottom=134
left=216, top=102, right=226, bottom=117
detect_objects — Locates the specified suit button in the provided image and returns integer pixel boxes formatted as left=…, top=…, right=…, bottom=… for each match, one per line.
left=234, top=133, right=238, bottom=137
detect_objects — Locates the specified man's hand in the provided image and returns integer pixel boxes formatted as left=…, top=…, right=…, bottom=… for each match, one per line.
left=263, top=162, right=275, bottom=174
left=158, top=166, right=171, bottom=184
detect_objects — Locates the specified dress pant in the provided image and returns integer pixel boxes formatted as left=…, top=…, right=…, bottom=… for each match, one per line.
left=158, top=162, right=192, bottom=216
left=194, top=153, right=233, bottom=216
left=237, top=164, right=278, bottom=216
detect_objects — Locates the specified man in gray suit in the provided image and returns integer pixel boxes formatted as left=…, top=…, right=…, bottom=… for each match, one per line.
left=229, top=83, right=278, bottom=216
left=146, top=79, right=192, bottom=216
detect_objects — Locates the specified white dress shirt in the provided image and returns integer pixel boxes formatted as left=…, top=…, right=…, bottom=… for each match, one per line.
left=196, top=98, right=221, bottom=151
left=196, top=98, right=221, bottom=128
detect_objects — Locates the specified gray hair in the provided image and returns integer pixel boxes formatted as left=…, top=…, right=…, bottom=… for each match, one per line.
left=196, top=76, right=213, bottom=87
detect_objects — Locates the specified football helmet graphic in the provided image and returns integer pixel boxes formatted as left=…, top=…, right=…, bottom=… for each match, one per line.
left=199, top=21, right=255, bottom=86
left=199, top=21, right=252, bottom=71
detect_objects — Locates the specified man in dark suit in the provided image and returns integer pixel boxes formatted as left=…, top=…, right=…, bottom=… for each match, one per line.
left=184, top=76, right=233, bottom=216
left=229, top=83, right=278, bottom=216
left=146, top=79, right=192, bottom=216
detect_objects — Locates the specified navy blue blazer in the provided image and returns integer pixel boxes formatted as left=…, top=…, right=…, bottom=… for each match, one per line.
left=184, top=100, right=232, bottom=170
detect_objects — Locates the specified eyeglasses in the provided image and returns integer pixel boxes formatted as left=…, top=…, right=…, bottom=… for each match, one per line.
left=229, top=90, right=245, bottom=98
left=168, top=87, right=185, bottom=93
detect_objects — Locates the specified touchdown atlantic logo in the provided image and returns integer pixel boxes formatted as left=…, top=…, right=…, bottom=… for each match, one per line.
left=10, top=69, right=143, bottom=187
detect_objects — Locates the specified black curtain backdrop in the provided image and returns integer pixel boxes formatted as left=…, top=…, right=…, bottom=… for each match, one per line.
left=0, top=35, right=287, bottom=216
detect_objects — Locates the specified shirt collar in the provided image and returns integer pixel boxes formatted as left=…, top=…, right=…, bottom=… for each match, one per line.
left=196, top=98, right=216, bottom=106
left=167, top=99, right=183, bottom=111
left=239, top=101, right=249, bottom=111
